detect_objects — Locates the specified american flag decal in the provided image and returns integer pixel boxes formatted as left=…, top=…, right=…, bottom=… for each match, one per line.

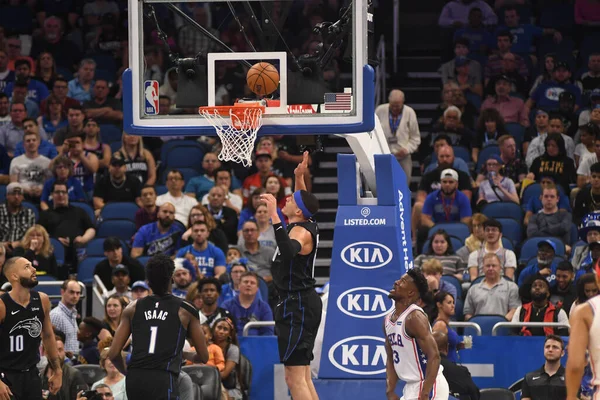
left=324, top=93, right=352, bottom=111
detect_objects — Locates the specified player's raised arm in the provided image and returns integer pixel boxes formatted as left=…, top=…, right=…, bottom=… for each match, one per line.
left=566, top=303, right=592, bottom=400
left=383, top=320, right=400, bottom=400
left=40, top=292, right=63, bottom=394
left=182, top=301, right=209, bottom=364
left=405, top=311, right=441, bottom=400
left=108, top=300, right=136, bottom=375
left=294, top=151, right=310, bottom=192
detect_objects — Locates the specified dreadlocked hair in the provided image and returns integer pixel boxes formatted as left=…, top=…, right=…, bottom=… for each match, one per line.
left=146, top=254, right=175, bottom=296
left=407, top=268, right=429, bottom=300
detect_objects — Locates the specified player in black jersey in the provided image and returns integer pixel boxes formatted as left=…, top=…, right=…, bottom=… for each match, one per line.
left=0, top=257, right=62, bottom=400
left=261, top=151, right=322, bottom=400
left=107, top=253, right=208, bottom=400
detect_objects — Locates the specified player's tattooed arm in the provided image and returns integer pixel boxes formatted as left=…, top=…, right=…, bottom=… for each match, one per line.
left=406, top=311, right=441, bottom=400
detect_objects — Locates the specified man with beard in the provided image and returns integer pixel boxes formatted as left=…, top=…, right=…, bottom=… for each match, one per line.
left=512, top=275, right=570, bottom=336
left=49, top=278, right=81, bottom=353
left=527, top=61, right=582, bottom=113
left=421, top=169, right=472, bottom=230
left=131, top=203, right=183, bottom=257
left=550, top=261, right=577, bottom=316
left=176, top=220, right=226, bottom=280
left=384, top=268, right=449, bottom=400
left=172, top=264, right=193, bottom=299
left=575, top=241, right=600, bottom=282
left=522, top=335, right=567, bottom=400
left=196, top=277, right=233, bottom=328
left=93, top=237, right=145, bottom=290
left=518, top=240, right=561, bottom=289
left=0, top=257, right=62, bottom=399
left=41, top=329, right=88, bottom=399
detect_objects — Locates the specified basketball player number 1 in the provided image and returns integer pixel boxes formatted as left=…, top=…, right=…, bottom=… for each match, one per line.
left=148, top=326, right=158, bottom=354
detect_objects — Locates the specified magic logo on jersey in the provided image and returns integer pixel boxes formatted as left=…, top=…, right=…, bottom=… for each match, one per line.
left=9, top=316, right=42, bottom=338
left=144, top=80, right=159, bottom=115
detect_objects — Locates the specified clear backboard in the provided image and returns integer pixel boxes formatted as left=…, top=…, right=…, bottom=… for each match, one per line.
left=123, top=0, right=375, bottom=136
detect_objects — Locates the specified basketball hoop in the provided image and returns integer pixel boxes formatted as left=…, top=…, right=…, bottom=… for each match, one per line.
left=199, top=104, right=265, bottom=168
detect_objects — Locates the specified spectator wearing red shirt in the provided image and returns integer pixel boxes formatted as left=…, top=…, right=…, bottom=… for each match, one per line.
left=241, top=150, right=290, bottom=206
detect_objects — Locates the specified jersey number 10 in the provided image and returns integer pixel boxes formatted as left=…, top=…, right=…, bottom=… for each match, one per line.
left=10, top=335, right=24, bottom=352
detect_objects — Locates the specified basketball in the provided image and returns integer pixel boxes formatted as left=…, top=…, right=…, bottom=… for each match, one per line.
left=246, top=62, right=280, bottom=96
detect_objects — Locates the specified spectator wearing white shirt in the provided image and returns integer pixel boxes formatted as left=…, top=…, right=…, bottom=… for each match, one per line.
left=375, top=89, right=421, bottom=182
left=156, top=169, right=198, bottom=225
left=574, top=122, right=597, bottom=167
left=577, top=133, right=600, bottom=188
left=467, top=218, right=517, bottom=281
left=526, top=115, right=574, bottom=168
left=9, top=127, right=51, bottom=201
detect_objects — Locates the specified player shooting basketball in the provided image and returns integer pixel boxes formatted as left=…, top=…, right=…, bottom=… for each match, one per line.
left=260, top=151, right=322, bottom=400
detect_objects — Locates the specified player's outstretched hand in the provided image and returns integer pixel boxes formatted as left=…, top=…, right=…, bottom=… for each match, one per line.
left=48, top=368, right=63, bottom=394
left=260, top=193, right=278, bottom=219
left=386, top=393, right=400, bottom=400
left=0, top=380, right=13, bottom=400
left=294, top=151, right=310, bottom=177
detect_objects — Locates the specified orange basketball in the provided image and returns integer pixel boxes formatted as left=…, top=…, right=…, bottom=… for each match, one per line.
left=246, top=62, right=280, bottom=96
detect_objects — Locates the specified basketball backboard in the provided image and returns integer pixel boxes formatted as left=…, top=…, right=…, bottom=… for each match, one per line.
left=123, top=0, right=375, bottom=136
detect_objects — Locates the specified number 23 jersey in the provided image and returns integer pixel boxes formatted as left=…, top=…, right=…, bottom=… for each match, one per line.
left=384, top=304, right=444, bottom=383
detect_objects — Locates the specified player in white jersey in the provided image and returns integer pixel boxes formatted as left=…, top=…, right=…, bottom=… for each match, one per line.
left=566, top=262, right=600, bottom=400
left=384, top=268, right=449, bottom=400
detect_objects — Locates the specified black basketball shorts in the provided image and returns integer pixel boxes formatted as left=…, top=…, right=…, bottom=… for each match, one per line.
left=126, top=369, right=179, bottom=400
left=274, top=289, right=323, bottom=366
left=3, top=368, right=41, bottom=400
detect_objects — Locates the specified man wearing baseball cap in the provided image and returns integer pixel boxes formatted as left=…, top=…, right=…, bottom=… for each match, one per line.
left=105, top=264, right=132, bottom=299
left=420, top=169, right=472, bottom=244
left=526, top=60, right=582, bottom=113
left=518, top=239, right=560, bottom=288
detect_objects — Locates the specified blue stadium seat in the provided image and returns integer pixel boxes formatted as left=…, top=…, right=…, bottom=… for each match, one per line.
left=465, top=92, right=482, bottom=110
left=496, top=218, right=523, bottom=247
left=454, top=297, right=464, bottom=321
left=476, top=145, right=500, bottom=172
left=99, top=124, right=122, bottom=144
left=164, top=146, right=205, bottom=171
left=501, top=237, right=515, bottom=251
left=71, top=202, right=96, bottom=225
left=160, top=167, right=201, bottom=185
left=482, top=202, right=523, bottom=223
left=570, top=223, right=578, bottom=246
left=94, top=68, right=115, bottom=83
left=56, top=67, right=74, bottom=81
left=505, top=123, right=525, bottom=148
left=521, top=183, right=542, bottom=209
left=77, top=257, right=105, bottom=284
left=155, top=185, right=168, bottom=196
left=467, top=314, right=508, bottom=336
left=89, top=53, right=117, bottom=76
left=519, top=237, right=566, bottom=263
left=136, top=256, right=150, bottom=266
left=160, top=140, right=205, bottom=163
left=110, top=141, right=122, bottom=154
left=86, top=238, right=129, bottom=257
left=22, top=201, right=39, bottom=221
left=428, top=223, right=470, bottom=242
left=96, top=220, right=137, bottom=242
left=422, top=235, right=464, bottom=254
left=452, top=146, right=471, bottom=163
left=50, top=238, right=65, bottom=265
left=0, top=185, right=6, bottom=202
left=100, top=202, right=140, bottom=222
left=258, top=276, right=269, bottom=302
left=441, top=275, right=462, bottom=300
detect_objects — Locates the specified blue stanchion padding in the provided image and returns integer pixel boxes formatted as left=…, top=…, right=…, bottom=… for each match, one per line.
left=319, top=154, right=413, bottom=379
left=239, top=336, right=281, bottom=400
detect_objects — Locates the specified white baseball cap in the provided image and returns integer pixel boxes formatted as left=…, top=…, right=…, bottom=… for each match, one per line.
left=440, top=169, right=459, bottom=182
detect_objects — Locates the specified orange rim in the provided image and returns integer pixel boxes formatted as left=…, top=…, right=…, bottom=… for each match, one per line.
left=198, top=104, right=265, bottom=117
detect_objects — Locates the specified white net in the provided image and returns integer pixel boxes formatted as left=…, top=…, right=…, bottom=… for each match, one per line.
left=199, top=106, right=264, bottom=168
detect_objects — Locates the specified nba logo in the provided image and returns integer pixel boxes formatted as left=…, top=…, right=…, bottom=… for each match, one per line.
left=144, top=80, right=159, bottom=115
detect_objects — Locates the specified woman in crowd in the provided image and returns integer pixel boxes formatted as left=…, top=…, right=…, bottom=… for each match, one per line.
left=185, top=281, right=203, bottom=310
left=40, top=156, right=86, bottom=210
left=263, top=175, right=287, bottom=209
left=182, top=204, right=229, bottom=254
left=37, top=94, right=67, bottom=139
left=237, top=203, right=276, bottom=250
left=528, top=133, right=577, bottom=195
left=456, top=213, right=488, bottom=264
left=529, top=53, right=556, bottom=96
left=13, top=225, right=60, bottom=278
left=570, top=273, right=599, bottom=315
left=92, top=346, right=128, bottom=400
left=431, top=291, right=462, bottom=363
left=34, top=52, right=58, bottom=90
left=112, top=132, right=157, bottom=186
left=414, top=229, right=466, bottom=281
left=475, top=154, right=519, bottom=207
left=102, top=294, right=128, bottom=336
left=472, top=108, right=508, bottom=163
left=212, top=317, right=244, bottom=400
left=83, top=118, right=112, bottom=170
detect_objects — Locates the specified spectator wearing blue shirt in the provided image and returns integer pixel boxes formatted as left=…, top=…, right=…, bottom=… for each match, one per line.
left=185, top=153, right=242, bottom=200
left=422, top=168, right=473, bottom=228
left=131, top=203, right=183, bottom=257
left=575, top=241, right=600, bottom=282
left=67, top=59, right=96, bottom=103
left=11, top=79, right=40, bottom=118
left=176, top=220, right=226, bottom=280
left=499, top=7, right=562, bottom=57
left=0, top=50, right=15, bottom=93
left=527, top=61, right=583, bottom=112
left=4, top=59, right=49, bottom=105
left=518, top=240, right=560, bottom=288
left=221, top=271, right=274, bottom=336
left=453, top=8, right=494, bottom=63
left=41, top=155, right=86, bottom=210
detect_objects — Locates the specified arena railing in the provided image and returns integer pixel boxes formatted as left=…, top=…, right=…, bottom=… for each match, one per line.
left=491, top=322, right=570, bottom=336
left=92, top=274, right=109, bottom=320
left=243, top=321, right=276, bottom=337
left=449, top=321, right=482, bottom=336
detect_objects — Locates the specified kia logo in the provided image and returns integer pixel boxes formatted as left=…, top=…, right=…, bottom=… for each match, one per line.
left=328, top=336, right=386, bottom=375
left=341, top=242, right=393, bottom=269
left=336, top=287, right=394, bottom=319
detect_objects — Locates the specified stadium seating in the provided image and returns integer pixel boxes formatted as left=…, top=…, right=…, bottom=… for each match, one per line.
left=164, top=146, right=205, bottom=171
left=504, top=123, right=525, bottom=148
left=73, top=364, right=106, bottom=387
left=155, top=185, right=168, bottom=196
left=136, top=256, right=151, bottom=266
left=452, top=146, right=471, bottom=163
left=86, top=238, right=129, bottom=257
left=501, top=237, right=515, bottom=252
left=96, top=219, right=138, bottom=242
left=22, top=201, right=39, bottom=221
left=454, top=297, right=464, bottom=321
left=182, top=365, right=222, bottom=400
left=77, top=257, right=105, bottom=284
left=496, top=218, right=523, bottom=247
left=99, top=124, right=123, bottom=144
left=467, top=315, right=508, bottom=336
left=72, top=202, right=96, bottom=225
left=160, top=140, right=205, bottom=163
left=422, top=235, right=464, bottom=254
left=476, top=146, right=500, bottom=172
left=428, top=223, right=470, bottom=242
left=99, top=202, right=140, bottom=222
left=441, top=275, right=462, bottom=299
left=519, top=237, right=566, bottom=263
left=479, top=388, right=516, bottom=400
left=50, top=238, right=65, bottom=265
left=481, top=202, right=523, bottom=223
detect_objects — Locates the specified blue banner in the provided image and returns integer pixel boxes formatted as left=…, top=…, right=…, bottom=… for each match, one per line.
left=319, top=154, right=414, bottom=379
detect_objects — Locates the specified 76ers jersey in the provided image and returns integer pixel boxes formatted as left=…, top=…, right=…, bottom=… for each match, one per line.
left=384, top=304, right=444, bottom=383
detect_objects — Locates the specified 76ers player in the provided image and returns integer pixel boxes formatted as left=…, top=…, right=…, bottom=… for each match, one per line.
left=566, top=261, right=600, bottom=399
left=384, top=268, right=449, bottom=400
